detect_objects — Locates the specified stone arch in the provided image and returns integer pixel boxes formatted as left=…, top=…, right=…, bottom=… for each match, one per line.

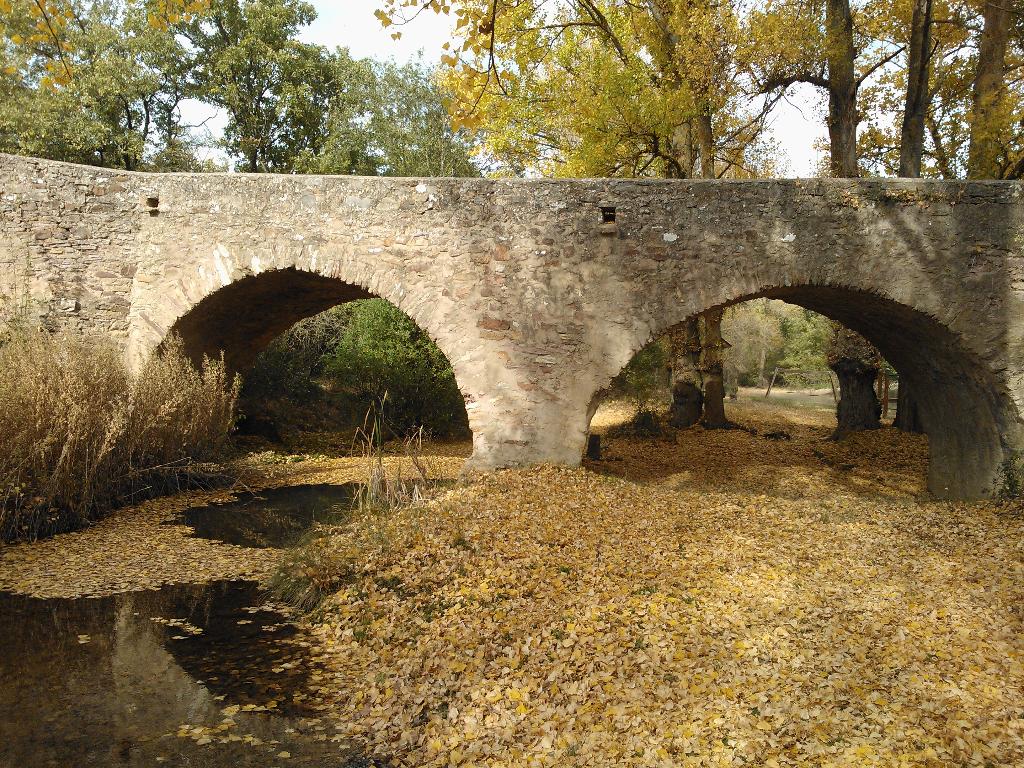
left=586, top=282, right=1022, bottom=500
left=152, top=266, right=474, bottom=442
left=163, top=268, right=374, bottom=373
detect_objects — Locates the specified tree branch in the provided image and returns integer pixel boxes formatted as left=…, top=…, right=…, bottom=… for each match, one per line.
left=856, top=45, right=906, bottom=87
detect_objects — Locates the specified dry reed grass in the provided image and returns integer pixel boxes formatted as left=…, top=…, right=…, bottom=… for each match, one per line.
left=0, top=327, right=239, bottom=540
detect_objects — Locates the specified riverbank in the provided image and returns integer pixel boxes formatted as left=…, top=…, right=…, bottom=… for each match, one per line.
left=0, top=443, right=469, bottom=598
left=0, top=442, right=469, bottom=767
left=301, top=464, right=1024, bottom=766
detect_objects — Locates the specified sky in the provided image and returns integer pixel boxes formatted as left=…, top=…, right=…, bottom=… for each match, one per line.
left=186, top=0, right=828, bottom=176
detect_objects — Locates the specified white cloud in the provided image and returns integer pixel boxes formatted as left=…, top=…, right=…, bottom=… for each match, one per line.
left=301, top=0, right=454, bottom=62
left=765, top=83, right=829, bottom=178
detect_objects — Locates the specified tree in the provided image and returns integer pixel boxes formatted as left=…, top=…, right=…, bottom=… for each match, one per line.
left=610, top=338, right=670, bottom=419
left=856, top=0, right=1024, bottom=180
left=667, top=319, right=702, bottom=428
left=183, top=0, right=342, bottom=172
left=746, top=0, right=903, bottom=177
left=779, top=307, right=832, bottom=372
left=0, top=0, right=203, bottom=169
left=296, top=58, right=479, bottom=178
left=969, top=0, right=1013, bottom=178
left=825, top=0, right=861, bottom=176
left=698, top=307, right=729, bottom=428
left=368, top=59, right=480, bottom=177
left=390, top=0, right=782, bottom=179
left=322, top=300, right=468, bottom=437
left=828, top=326, right=882, bottom=438
left=243, top=306, right=351, bottom=403
left=899, top=0, right=933, bottom=177
left=722, top=299, right=786, bottom=387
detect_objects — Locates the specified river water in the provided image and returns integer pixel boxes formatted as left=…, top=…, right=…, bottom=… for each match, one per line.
left=0, top=484, right=366, bottom=767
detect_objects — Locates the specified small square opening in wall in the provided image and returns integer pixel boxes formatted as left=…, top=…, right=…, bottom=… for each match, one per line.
left=600, top=205, right=617, bottom=223
left=145, top=196, right=159, bottom=208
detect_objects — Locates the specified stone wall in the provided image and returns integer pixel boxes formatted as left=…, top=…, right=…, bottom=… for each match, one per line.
left=3, top=152, right=1024, bottom=499
left=0, top=157, right=138, bottom=337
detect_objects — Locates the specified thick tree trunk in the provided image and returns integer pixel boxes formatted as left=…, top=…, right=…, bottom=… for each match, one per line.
left=899, top=0, right=933, bottom=178
left=699, top=308, right=729, bottom=428
left=669, top=318, right=703, bottom=428
left=821, top=0, right=889, bottom=436
left=670, top=121, right=696, bottom=178
left=828, top=325, right=881, bottom=438
left=828, top=89, right=859, bottom=177
left=831, top=359, right=882, bottom=438
left=826, top=0, right=859, bottom=177
left=894, top=383, right=923, bottom=433
left=968, top=0, right=1011, bottom=179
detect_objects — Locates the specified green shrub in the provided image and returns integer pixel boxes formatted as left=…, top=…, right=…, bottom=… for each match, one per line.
left=322, top=299, right=469, bottom=438
left=997, top=451, right=1024, bottom=501
left=244, top=307, right=350, bottom=403
left=266, top=527, right=358, bottom=613
left=609, top=339, right=670, bottom=416
left=0, top=329, right=239, bottom=540
left=777, top=307, right=833, bottom=385
left=245, top=300, right=469, bottom=439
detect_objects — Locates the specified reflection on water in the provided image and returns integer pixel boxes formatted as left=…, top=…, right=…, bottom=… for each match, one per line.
left=0, top=484, right=370, bottom=767
left=178, top=484, right=358, bottom=548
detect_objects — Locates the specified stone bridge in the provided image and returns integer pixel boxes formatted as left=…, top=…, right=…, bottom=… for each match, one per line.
left=3, top=153, right=1024, bottom=499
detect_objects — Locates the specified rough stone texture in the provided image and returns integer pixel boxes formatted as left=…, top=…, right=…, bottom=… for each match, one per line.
left=3, top=153, right=1024, bottom=499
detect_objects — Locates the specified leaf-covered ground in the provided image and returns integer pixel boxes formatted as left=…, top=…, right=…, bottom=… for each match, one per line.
left=292, top=402, right=1024, bottom=767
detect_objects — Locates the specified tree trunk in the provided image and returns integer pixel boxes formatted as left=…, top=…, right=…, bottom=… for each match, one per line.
left=670, top=121, right=695, bottom=178
left=695, top=113, right=715, bottom=179
left=699, top=308, right=729, bottom=428
left=894, top=382, right=923, bottom=433
left=968, top=0, right=1011, bottom=179
left=825, top=0, right=859, bottom=177
left=668, top=318, right=703, bottom=428
left=828, top=325, right=881, bottom=439
left=831, top=359, right=882, bottom=438
left=899, top=0, right=933, bottom=178
left=927, top=114, right=955, bottom=178
left=821, top=0, right=888, bottom=436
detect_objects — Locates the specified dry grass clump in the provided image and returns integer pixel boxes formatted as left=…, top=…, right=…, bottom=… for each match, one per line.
left=269, top=409, right=440, bottom=612
left=0, top=328, right=239, bottom=540
left=352, top=407, right=433, bottom=513
left=267, top=510, right=418, bottom=614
